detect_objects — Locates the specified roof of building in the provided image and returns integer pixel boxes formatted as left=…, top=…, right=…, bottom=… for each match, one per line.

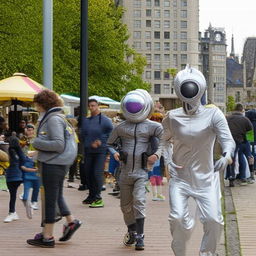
left=226, top=57, right=243, bottom=87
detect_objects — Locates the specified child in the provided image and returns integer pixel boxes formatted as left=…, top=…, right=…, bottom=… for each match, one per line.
left=4, top=134, right=25, bottom=223
left=148, top=157, right=165, bottom=201
left=21, top=155, right=40, bottom=218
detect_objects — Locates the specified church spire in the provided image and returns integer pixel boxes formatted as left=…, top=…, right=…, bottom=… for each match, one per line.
left=230, top=34, right=235, bottom=57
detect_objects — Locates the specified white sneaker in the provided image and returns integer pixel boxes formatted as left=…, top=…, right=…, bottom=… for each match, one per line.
left=4, top=212, right=19, bottom=223
left=19, top=193, right=23, bottom=200
left=31, top=202, right=39, bottom=210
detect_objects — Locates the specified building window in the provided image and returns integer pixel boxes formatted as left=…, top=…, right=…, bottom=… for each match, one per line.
left=133, top=31, right=141, bottom=39
left=154, top=31, right=160, bottom=39
left=164, top=72, right=170, bottom=80
left=174, top=20, right=177, bottom=28
left=145, top=31, right=151, bottom=39
left=181, top=54, right=187, bottom=63
left=173, top=54, right=178, bottom=67
left=134, top=20, right=141, bottom=28
left=146, top=54, right=151, bottom=61
left=181, top=0, right=187, bottom=7
left=154, top=20, right=161, bottom=28
left=180, top=31, right=187, bottom=39
left=181, top=64, right=186, bottom=69
left=154, top=63, right=161, bottom=69
left=173, top=31, right=177, bottom=39
left=171, top=88, right=174, bottom=94
left=180, top=10, right=187, bottom=18
left=134, top=10, right=141, bottom=17
left=181, top=21, right=187, bottom=28
left=146, top=42, right=151, bottom=50
left=173, top=42, right=178, bottom=51
left=180, top=42, right=187, bottom=51
left=164, top=0, right=170, bottom=7
left=146, top=20, right=152, bottom=27
left=146, top=9, right=152, bottom=17
left=235, top=91, right=240, bottom=102
left=146, top=71, right=151, bottom=79
left=154, top=0, right=160, bottom=7
left=174, top=10, right=177, bottom=18
left=164, top=42, right=170, bottom=50
left=164, top=84, right=170, bottom=94
left=146, top=0, right=152, bottom=7
left=164, top=20, right=170, bottom=28
left=154, top=54, right=161, bottom=61
left=154, top=71, right=161, bottom=80
left=164, top=31, right=170, bottom=39
left=155, top=9, right=161, bottom=18
left=133, top=41, right=141, bottom=49
left=164, top=10, right=170, bottom=18
left=134, top=0, right=141, bottom=8
left=164, top=54, right=170, bottom=61
left=154, top=84, right=161, bottom=94
left=154, top=42, right=161, bottom=51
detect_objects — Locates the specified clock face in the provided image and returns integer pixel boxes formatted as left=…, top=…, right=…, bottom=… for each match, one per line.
left=215, top=33, right=222, bottom=42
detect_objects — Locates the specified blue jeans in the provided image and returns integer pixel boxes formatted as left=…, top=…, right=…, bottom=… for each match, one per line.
left=237, top=141, right=252, bottom=180
left=23, top=179, right=40, bottom=202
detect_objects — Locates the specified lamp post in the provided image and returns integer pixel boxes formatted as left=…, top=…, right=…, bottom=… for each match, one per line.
left=43, top=0, right=53, bottom=90
left=80, top=0, right=88, bottom=119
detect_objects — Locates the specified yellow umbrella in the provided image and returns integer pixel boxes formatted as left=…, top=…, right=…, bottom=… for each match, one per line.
left=0, top=73, right=46, bottom=102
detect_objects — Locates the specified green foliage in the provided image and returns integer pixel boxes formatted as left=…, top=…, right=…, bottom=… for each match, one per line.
left=226, top=96, right=235, bottom=112
left=0, top=0, right=148, bottom=101
left=166, top=68, right=178, bottom=78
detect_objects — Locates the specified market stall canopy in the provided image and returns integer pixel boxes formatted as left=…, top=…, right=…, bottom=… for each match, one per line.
left=60, top=94, right=121, bottom=110
left=0, top=73, right=46, bottom=102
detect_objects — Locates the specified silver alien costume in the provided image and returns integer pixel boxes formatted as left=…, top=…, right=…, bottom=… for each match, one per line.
left=107, top=89, right=163, bottom=249
left=156, top=66, right=235, bottom=256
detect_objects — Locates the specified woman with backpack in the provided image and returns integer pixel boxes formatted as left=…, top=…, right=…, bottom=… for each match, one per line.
left=26, top=89, right=81, bottom=248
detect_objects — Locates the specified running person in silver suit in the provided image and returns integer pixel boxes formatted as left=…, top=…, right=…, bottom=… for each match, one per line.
left=107, top=89, right=163, bottom=251
left=155, top=66, right=235, bottom=256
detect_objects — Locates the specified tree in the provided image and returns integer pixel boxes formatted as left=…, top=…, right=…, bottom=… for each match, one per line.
left=226, top=96, right=235, bottom=113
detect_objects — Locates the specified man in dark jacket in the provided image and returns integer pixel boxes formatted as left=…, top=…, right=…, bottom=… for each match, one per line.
left=227, top=103, right=253, bottom=185
left=81, top=99, right=113, bottom=208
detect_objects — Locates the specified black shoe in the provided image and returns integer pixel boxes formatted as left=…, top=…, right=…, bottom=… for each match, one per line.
left=123, top=231, right=137, bottom=246
left=229, top=180, right=234, bottom=187
left=27, top=233, right=55, bottom=248
left=78, top=185, right=87, bottom=191
left=59, top=219, right=82, bottom=242
left=82, top=197, right=95, bottom=204
left=67, top=178, right=74, bottom=182
left=135, top=234, right=144, bottom=250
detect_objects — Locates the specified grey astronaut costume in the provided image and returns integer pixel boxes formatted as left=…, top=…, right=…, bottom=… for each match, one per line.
left=156, top=66, right=235, bottom=256
left=107, top=89, right=163, bottom=238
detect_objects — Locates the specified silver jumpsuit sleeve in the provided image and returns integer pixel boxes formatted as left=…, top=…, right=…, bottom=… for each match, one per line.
left=155, top=114, right=173, bottom=159
left=212, top=108, right=235, bottom=158
left=107, top=126, right=119, bottom=155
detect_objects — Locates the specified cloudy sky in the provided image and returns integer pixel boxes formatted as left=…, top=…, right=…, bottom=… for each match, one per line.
left=199, top=0, right=256, bottom=57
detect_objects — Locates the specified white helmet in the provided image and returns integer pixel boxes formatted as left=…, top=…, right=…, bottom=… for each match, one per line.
left=174, top=65, right=207, bottom=114
left=121, top=89, right=153, bottom=123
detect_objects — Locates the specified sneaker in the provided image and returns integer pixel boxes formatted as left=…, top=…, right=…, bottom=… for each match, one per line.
left=4, top=212, right=19, bottom=223
left=240, top=179, right=248, bottom=186
left=82, top=197, right=95, bottom=205
left=247, top=179, right=255, bottom=184
left=135, top=234, right=144, bottom=250
left=101, top=185, right=106, bottom=191
left=27, top=233, right=55, bottom=248
left=19, top=193, right=23, bottom=200
left=23, top=200, right=33, bottom=219
left=152, top=194, right=165, bottom=201
left=229, top=180, right=235, bottom=187
left=123, top=231, right=137, bottom=246
left=78, top=185, right=87, bottom=191
left=67, top=178, right=74, bottom=182
left=31, top=202, right=39, bottom=210
left=89, top=199, right=104, bottom=208
left=59, top=219, right=82, bottom=242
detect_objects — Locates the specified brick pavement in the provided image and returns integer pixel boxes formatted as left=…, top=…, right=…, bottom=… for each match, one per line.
left=231, top=183, right=256, bottom=256
left=0, top=180, right=225, bottom=256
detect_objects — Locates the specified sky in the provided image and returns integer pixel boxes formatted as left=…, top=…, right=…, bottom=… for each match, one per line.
left=199, top=0, right=256, bottom=58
